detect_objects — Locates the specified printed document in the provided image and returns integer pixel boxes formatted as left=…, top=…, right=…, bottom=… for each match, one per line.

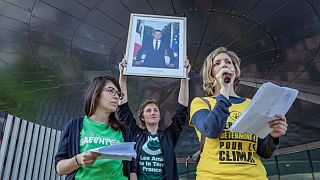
left=229, top=82, right=298, bottom=138
left=90, top=142, right=136, bottom=161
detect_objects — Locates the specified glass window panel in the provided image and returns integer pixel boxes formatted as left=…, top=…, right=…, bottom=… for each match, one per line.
left=277, top=151, right=313, bottom=180
left=262, top=157, right=279, bottom=180
left=309, top=148, right=320, bottom=179
left=177, top=162, right=197, bottom=180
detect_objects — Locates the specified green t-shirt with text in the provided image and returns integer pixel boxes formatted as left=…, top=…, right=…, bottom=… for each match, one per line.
left=138, top=132, right=165, bottom=180
left=75, top=116, right=127, bottom=180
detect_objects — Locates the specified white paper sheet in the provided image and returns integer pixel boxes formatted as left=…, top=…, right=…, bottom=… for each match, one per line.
left=229, top=82, right=298, bottom=138
left=89, top=142, right=136, bottom=161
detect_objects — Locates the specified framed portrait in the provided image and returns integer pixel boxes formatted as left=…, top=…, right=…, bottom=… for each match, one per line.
left=124, top=13, right=187, bottom=78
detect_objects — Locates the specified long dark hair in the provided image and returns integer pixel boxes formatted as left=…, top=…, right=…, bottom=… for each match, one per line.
left=84, top=75, right=123, bottom=131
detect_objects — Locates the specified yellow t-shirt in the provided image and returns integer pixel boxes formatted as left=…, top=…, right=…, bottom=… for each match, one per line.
left=190, top=97, right=268, bottom=180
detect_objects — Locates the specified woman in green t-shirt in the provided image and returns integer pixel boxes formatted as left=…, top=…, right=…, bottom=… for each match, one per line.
left=55, top=75, right=132, bottom=180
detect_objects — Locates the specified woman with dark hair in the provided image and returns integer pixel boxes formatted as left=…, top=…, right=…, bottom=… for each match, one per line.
left=190, top=47, right=288, bottom=179
left=55, top=75, right=132, bottom=180
left=117, top=59, right=190, bottom=180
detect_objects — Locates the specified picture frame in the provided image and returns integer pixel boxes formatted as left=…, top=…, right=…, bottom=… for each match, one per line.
left=124, top=13, right=187, bottom=78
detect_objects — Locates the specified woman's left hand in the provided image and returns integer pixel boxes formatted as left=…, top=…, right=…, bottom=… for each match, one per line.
left=269, top=114, right=288, bottom=138
left=184, top=59, right=191, bottom=76
left=119, top=58, right=127, bottom=75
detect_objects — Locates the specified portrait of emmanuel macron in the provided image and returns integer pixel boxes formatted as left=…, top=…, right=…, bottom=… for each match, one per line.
left=132, top=19, right=180, bottom=69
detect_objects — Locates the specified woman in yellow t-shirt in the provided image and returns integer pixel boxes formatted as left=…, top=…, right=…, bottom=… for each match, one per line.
left=190, top=47, right=288, bottom=180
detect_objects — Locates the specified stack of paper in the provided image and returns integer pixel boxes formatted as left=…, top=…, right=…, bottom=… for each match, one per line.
left=229, top=82, right=298, bottom=138
left=90, top=142, right=136, bottom=161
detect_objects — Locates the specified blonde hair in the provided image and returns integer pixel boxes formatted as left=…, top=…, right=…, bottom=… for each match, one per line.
left=201, top=47, right=241, bottom=96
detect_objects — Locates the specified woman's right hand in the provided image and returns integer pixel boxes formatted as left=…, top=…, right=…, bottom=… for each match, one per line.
left=118, top=58, right=128, bottom=103
left=119, top=58, right=127, bottom=75
left=77, top=151, right=101, bottom=167
left=215, top=67, right=234, bottom=85
left=215, top=67, right=234, bottom=98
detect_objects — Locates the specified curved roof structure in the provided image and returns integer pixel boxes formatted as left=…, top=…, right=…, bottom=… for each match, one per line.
left=1, top=0, right=320, bottom=153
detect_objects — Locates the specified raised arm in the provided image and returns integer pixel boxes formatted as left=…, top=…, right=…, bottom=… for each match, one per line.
left=166, top=60, right=191, bottom=146
left=119, top=58, right=128, bottom=105
left=178, top=60, right=190, bottom=106
left=117, top=59, right=141, bottom=135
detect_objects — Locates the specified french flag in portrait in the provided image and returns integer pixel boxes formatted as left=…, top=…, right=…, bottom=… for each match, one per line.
left=134, top=20, right=144, bottom=55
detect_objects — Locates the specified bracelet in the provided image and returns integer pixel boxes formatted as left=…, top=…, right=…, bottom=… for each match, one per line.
left=74, top=155, right=80, bottom=166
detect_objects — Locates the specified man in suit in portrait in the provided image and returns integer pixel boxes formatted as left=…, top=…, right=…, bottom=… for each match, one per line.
left=135, top=30, right=175, bottom=68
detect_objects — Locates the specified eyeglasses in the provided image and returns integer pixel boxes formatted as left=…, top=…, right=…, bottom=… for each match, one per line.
left=103, top=87, right=124, bottom=100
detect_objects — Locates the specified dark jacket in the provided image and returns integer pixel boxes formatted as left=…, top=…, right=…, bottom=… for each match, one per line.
left=136, top=40, right=174, bottom=68
left=54, top=117, right=132, bottom=180
left=117, top=102, right=188, bottom=180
